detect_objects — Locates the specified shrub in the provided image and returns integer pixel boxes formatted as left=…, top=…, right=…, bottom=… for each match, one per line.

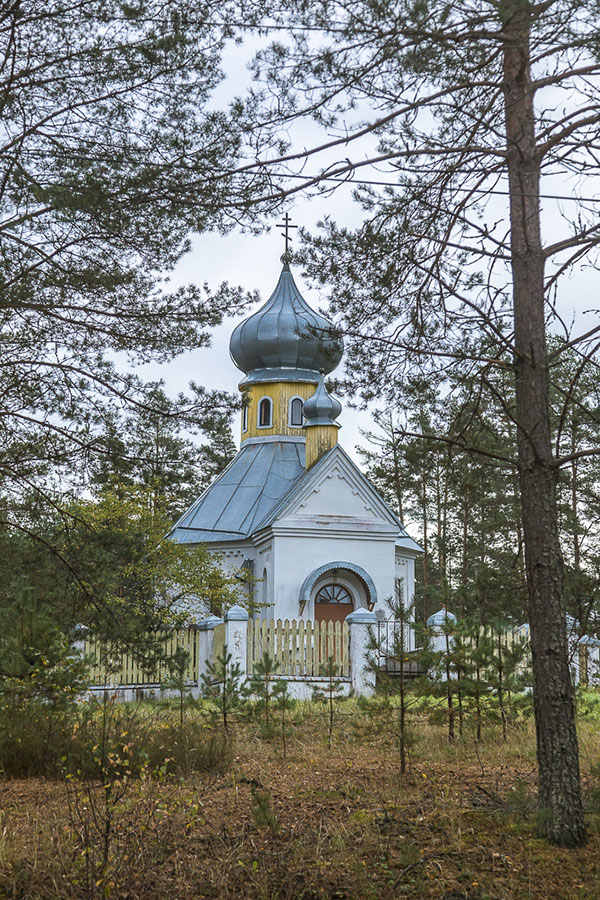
left=0, top=697, right=233, bottom=779
left=576, top=688, right=600, bottom=721
left=144, top=718, right=233, bottom=776
left=0, top=701, right=74, bottom=777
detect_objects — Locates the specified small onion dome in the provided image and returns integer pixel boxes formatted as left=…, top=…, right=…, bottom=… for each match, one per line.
left=426, top=609, right=457, bottom=628
left=303, top=374, right=342, bottom=428
left=229, top=260, right=343, bottom=385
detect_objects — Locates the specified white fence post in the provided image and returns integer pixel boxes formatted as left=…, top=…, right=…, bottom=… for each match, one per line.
left=346, top=608, right=377, bottom=696
left=197, top=614, right=224, bottom=682
left=224, top=605, right=249, bottom=686
left=426, top=610, right=457, bottom=652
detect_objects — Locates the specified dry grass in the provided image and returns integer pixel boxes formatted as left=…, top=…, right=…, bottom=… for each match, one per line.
left=0, top=706, right=599, bottom=900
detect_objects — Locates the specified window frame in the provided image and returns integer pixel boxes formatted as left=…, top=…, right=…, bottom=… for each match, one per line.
left=257, top=396, right=273, bottom=428
left=288, top=396, right=304, bottom=427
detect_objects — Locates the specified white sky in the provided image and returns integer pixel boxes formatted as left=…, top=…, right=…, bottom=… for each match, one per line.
left=137, top=34, right=387, bottom=465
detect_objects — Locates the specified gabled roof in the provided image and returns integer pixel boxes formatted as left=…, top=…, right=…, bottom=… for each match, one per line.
left=253, top=444, right=423, bottom=553
left=169, top=438, right=423, bottom=554
left=169, top=439, right=305, bottom=544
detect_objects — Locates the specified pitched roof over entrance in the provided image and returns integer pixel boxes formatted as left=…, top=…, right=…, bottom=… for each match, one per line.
left=252, top=444, right=423, bottom=553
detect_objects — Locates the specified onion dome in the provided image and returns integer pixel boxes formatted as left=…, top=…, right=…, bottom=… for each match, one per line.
left=229, top=257, right=344, bottom=385
left=303, top=374, right=342, bottom=428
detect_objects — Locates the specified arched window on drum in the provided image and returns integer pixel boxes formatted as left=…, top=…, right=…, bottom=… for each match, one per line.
left=289, top=396, right=303, bottom=427
left=258, top=396, right=273, bottom=428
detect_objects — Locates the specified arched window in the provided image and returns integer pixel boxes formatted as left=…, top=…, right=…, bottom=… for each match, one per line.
left=289, top=397, right=303, bottom=427
left=258, top=397, right=272, bottom=427
left=315, top=584, right=353, bottom=605
left=242, top=404, right=248, bottom=432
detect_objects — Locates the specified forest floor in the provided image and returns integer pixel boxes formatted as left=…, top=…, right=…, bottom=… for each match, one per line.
left=1, top=704, right=599, bottom=900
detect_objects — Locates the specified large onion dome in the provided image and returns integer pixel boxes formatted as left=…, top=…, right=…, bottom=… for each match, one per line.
left=229, top=258, right=344, bottom=385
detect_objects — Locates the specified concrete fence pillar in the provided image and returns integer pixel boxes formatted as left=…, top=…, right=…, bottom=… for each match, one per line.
left=197, top=614, right=224, bottom=680
left=72, top=623, right=87, bottom=658
left=224, top=604, right=249, bottom=684
left=425, top=609, right=457, bottom=681
left=346, top=608, right=378, bottom=696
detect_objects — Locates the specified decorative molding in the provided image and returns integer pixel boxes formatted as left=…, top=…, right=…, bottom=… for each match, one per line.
left=267, top=523, right=398, bottom=542
left=241, top=435, right=305, bottom=446
left=279, top=452, right=399, bottom=528
left=299, top=561, right=377, bottom=611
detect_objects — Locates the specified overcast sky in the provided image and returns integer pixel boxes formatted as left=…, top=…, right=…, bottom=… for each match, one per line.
left=137, top=38, right=600, bottom=469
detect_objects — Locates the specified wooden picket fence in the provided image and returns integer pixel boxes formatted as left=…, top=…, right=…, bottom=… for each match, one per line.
left=247, top=618, right=350, bottom=677
left=376, top=620, right=531, bottom=680
left=84, top=627, right=200, bottom=686
left=465, top=625, right=530, bottom=662
left=213, top=621, right=226, bottom=664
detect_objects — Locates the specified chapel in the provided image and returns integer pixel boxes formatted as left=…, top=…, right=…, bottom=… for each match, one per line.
left=170, top=246, right=422, bottom=624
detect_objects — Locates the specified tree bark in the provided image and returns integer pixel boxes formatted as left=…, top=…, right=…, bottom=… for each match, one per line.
left=570, top=424, right=580, bottom=571
left=389, top=415, right=405, bottom=521
left=502, top=0, right=585, bottom=845
left=421, top=464, right=430, bottom=622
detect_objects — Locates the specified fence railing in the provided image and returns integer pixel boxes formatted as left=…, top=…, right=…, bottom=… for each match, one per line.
left=247, top=618, right=350, bottom=677
left=376, top=620, right=414, bottom=675
left=83, top=627, right=199, bottom=686
left=376, top=620, right=531, bottom=678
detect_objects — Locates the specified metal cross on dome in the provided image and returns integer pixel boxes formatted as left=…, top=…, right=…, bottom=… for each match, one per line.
left=277, top=212, right=298, bottom=255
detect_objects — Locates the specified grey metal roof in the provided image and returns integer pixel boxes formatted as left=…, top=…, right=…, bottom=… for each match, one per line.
left=229, top=263, right=343, bottom=384
left=170, top=438, right=423, bottom=554
left=169, top=438, right=306, bottom=544
left=304, top=373, right=342, bottom=426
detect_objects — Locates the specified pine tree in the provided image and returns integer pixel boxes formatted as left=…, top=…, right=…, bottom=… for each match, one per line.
left=0, top=0, right=256, bottom=529
left=478, top=623, right=532, bottom=742
left=273, top=679, right=294, bottom=759
left=362, top=590, right=425, bottom=773
left=247, top=652, right=280, bottom=728
left=313, top=658, right=347, bottom=749
left=200, top=647, right=245, bottom=732
left=89, top=382, right=237, bottom=518
left=240, top=0, right=600, bottom=843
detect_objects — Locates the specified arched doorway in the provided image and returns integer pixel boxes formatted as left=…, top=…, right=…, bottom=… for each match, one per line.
left=314, top=581, right=354, bottom=623
left=300, top=562, right=377, bottom=623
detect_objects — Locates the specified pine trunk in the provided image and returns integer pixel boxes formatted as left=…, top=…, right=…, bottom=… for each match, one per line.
left=422, top=469, right=430, bottom=622
left=502, top=0, right=585, bottom=845
left=389, top=416, right=405, bottom=521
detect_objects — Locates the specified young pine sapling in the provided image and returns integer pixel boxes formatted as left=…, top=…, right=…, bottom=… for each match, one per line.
left=200, top=646, right=245, bottom=732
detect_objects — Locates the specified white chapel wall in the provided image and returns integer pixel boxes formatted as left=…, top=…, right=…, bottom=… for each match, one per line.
left=271, top=530, right=397, bottom=621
